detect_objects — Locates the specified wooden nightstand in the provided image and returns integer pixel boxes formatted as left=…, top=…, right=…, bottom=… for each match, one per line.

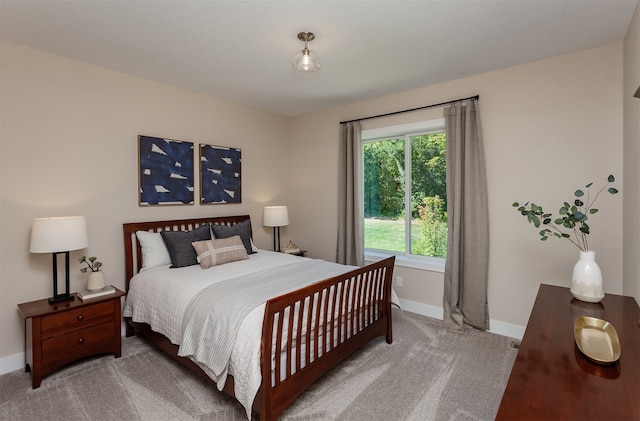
left=17, top=286, right=125, bottom=388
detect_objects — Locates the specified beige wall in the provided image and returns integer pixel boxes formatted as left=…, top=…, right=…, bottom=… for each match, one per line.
left=290, top=43, right=625, bottom=328
left=0, top=41, right=291, bottom=360
left=0, top=39, right=632, bottom=365
left=623, top=2, right=640, bottom=302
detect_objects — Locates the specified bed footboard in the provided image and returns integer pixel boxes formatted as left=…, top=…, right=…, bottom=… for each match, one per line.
left=260, top=256, right=395, bottom=420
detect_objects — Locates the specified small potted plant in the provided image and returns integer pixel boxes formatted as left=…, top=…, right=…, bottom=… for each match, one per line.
left=513, top=175, right=619, bottom=303
left=79, top=255, right=105, bottom=291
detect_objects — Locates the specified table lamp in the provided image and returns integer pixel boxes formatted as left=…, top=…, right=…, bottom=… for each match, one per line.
left=263, top=206, right=289, bottom=252
left=30, top=216, right=88, bottom=303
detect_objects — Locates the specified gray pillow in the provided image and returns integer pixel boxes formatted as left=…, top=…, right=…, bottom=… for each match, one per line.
left=211, top=219, right=255, bottom=254
left=160, top=224, right=211, bottom=268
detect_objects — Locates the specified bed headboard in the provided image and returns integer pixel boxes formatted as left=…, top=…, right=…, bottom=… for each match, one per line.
left=123, top=215, right=251, bottom=292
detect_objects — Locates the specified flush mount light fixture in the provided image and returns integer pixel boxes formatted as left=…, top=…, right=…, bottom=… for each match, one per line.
left=292, top=31, right=320, bottom=73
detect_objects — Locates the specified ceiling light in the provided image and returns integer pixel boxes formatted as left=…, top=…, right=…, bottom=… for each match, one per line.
left=292, top=32, right=320, bottom=73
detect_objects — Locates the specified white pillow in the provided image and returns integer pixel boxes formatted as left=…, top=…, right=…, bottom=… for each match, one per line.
left=136, top=230, right=172, bottom=271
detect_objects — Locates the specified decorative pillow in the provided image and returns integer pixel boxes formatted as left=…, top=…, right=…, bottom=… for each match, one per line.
left=160, top=224, right=211, bottom=268
left=135, top=230, right=172, bottom=271
left=192, top=235, right=248, bottom=269
left=211, top=219, right=255, bottom=254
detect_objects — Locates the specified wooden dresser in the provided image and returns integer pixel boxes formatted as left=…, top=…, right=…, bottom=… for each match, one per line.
left=496, top=284, right=639, bottom=420
left=18, top=287, right=125, bottom=388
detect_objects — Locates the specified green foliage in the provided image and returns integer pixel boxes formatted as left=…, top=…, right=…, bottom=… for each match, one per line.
left=364, top=132, right=448, bottom=257
left=413, top=195, right=448, bottom=257
left=411, top=133, right=446, bottom=217
left=364, top=133, right=447, bottom=219
left=363, top=139, right=405, bottom=218
left=513, top=175, right=619, bottom=251
left=79, top=255, right=102, bottom=273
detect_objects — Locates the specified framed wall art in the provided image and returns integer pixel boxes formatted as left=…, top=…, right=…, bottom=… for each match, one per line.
left=199, top=144, right=242, bottom=204
left=138, top=135, right=194, bottom=206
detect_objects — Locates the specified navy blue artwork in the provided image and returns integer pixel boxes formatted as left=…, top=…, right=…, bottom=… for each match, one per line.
left=200, top=144, right=242, bottom=204
left=139, top=135, right=194, bottom=206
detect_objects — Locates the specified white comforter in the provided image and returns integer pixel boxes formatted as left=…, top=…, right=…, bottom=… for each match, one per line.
left=122, top=251, right=353, bottom=419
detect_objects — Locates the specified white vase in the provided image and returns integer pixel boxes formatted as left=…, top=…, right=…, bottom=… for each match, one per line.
left=570, top=250, right=604, bottom=303
left=87, top=271, right=105, bottom=291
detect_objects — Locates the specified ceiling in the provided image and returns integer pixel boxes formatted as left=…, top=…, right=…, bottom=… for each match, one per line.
left=1, top=0, right=637, bottom=117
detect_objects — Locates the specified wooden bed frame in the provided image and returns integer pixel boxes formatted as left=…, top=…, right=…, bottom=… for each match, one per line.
left=123, top=215, right=395, bottom=420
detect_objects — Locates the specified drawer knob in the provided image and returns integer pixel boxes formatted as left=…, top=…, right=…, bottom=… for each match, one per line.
left=77, top=338, right=84, bottom=345
left=77, top=315, right=84, bottom=321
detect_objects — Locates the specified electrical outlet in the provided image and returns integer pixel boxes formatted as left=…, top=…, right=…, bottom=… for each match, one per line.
left=396, top=276, right=403, bottom=288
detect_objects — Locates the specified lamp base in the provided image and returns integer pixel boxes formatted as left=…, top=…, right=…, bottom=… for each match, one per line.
left=273, top=226, right=282, bottom=252
left=49, top=251, right=74, bottom=305
left=49, top=293, right=74, bottom=304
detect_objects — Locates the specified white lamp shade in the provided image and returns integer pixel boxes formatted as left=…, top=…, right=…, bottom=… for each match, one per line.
left=263, top=206, right=289, bottom=227
left=30, top=216, right=89, bottom=253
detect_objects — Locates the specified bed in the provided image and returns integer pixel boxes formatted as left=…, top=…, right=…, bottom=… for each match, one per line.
left=122, top=215, right=395, bottom=420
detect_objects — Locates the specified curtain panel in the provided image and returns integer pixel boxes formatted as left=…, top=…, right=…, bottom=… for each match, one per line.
left=443, top=100, right=490, bottom=331
left=337, top=121, right=364, bottom=266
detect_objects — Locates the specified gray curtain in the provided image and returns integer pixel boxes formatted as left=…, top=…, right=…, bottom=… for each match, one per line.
left=337, top=121, right=364, bottom=266
left=443, top=100, right=490, bottom=331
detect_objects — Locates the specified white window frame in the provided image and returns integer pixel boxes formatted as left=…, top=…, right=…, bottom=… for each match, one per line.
left=362, top=118, right=446, bottom=273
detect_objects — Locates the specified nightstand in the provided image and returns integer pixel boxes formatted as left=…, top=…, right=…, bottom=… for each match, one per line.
left=17, top=286, right=125, bottom=388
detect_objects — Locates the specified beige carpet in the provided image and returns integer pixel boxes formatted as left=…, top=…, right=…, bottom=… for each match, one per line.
left=0, top=309, right=518, bottom=420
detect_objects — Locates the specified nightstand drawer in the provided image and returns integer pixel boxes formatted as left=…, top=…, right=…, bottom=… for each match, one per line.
left=41, top=301, right=114, bottom=337
left=41, top=321, right=115, bottom=367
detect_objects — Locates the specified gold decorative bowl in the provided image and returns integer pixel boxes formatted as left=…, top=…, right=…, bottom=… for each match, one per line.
left=574, top=316, right=621, bottom=364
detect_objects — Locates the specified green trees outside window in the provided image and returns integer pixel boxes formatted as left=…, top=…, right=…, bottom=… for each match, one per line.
left=364, top=131, right=447, bottom=258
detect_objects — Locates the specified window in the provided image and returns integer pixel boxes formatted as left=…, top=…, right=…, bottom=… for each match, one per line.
left=363, top=119, right=447, bottom=268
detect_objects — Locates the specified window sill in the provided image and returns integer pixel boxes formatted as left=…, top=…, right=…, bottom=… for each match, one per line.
left=365, top=250, right=445, bottom=273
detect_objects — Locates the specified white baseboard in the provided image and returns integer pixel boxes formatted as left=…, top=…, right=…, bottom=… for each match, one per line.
left=398, top=298, right=444, bottom=319
left=488, top=319, right=525, bottom=340
left=0, top=351, right=25, bottom=376
left=398, top=298, right=525, bottom=340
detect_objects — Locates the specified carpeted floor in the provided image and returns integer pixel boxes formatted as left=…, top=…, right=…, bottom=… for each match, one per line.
left=0, top=309, right=518, bottom=421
